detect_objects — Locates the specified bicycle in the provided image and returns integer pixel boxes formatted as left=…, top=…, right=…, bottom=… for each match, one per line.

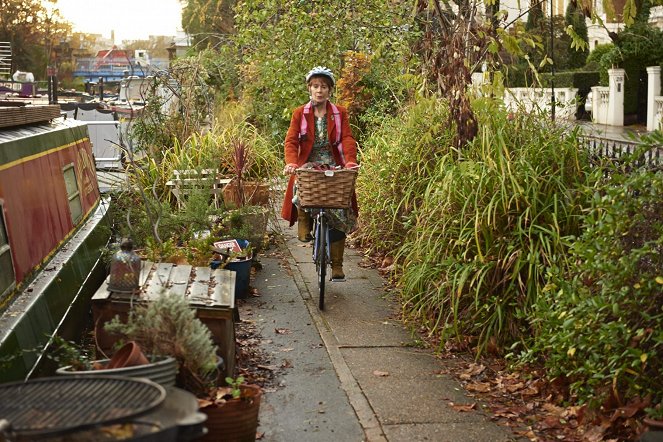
left=295, top=167, right=358, bottom=310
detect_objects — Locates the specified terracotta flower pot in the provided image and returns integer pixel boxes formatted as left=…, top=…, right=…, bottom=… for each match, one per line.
left=644, top=417, right=663, bottom=431
left=106, top=341, right=149, bottom=369
left=222, top=180, right=270, bottom=208
left=199, top=384, right=262, bottom=442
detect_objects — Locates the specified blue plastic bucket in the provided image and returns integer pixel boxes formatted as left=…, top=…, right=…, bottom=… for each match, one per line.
left=211, top=239, right=251, bottom=299
left=225, top=257, right=251, bottom=299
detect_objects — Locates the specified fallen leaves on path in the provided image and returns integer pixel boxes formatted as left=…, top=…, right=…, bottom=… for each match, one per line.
left=372, top=370, right=390, bottom=377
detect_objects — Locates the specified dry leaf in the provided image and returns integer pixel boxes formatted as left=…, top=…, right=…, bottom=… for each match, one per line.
left=373, top=370, right=389, bottom=377
left=466, top=382, right=491, bottom=393
left=281, top=348, right=294, bottom=352
left=257, top=364, right=279, bottom=371
left=506, top=382, right=525, bottom=393
left=198, top=398, right=214, bottom=408
left=275, top=328, right=291, bottom=334
left=451, top=402, right=477, bottom=412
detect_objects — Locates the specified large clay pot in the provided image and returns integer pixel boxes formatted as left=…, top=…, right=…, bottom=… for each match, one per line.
left=644, top=417, right=663, bottom=431
left=222, top=180, right=270, bottom=208
left=199, top=384, right=262, bottom=442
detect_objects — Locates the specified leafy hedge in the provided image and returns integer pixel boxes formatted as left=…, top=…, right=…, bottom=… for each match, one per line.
left=356, top=93, right=662, bottom=413
left=359, top=97, right=593, bottom=352
left=521, top=166, right=663, bottom=408
left=539, top=71, right=599, bottom=94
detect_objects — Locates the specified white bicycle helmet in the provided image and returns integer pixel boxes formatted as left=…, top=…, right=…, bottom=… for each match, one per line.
left=305, top=66, right=335, bottom=87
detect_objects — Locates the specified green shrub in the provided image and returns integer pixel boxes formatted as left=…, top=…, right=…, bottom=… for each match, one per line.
left=539, top=71, right=599, bottom=93
left=395, top=98, right=591, bottom=353
left=356, top=96, right=453, bottom=254
left=105, top=293, right=219, bottom=396
left=520, top=166, right=663, bottom=407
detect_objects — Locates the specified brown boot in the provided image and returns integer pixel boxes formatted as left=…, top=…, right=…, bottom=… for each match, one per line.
left=297, top=206, right=312, bottom=242
left=330, top=239, right=345, bottom=280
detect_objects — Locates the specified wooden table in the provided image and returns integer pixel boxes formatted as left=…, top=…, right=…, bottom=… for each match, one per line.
left=91, top=260, right=238, bottom=378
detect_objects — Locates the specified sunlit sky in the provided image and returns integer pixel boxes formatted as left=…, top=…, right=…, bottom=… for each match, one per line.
left=54, top=0, right=183, bottom=43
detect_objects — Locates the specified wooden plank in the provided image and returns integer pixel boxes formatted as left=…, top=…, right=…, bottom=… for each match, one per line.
left=138, top=260, right=154, bottom=287
left=211, top=269, right=235, bottom=309
left=168, top=264, right=192, bottom=298
left=92, top=276, right=111, bottom=301
left=144, top=262, right=174, bottom=301
left=188, top=267, right=211, bottom=302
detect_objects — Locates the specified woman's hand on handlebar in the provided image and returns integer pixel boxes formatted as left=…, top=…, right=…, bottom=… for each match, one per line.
left=283, top=163, right=298, bottom=175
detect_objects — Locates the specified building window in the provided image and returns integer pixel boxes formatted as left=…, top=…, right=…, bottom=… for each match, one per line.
left=0, top=202, right=16, bottom=298
left=63, top=164, right=82, bottom=224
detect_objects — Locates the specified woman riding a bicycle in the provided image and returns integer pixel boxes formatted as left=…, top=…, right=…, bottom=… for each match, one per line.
left=281, top=66, right=359, bottom=280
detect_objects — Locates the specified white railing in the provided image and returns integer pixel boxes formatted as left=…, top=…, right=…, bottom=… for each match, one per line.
left=591, top=86, right=610, bottom=124
left=503, top=87, right=579, bottom=120
left=655, top=97, right=663, bottom=131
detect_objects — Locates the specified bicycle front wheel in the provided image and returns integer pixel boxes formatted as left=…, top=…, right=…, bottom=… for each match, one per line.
left=316, top=216, right=327, bottom=310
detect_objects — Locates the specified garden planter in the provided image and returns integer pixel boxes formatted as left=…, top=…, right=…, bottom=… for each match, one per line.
left=199, top=384, right=262, bottom=442
left=644, top=417, right=663, bottom=431
left=222, top=180, right=270, bottom=208
left=225, top=255, right=252, bottom=299
left=211, top=239, right=253, bottom=299
left=56, top=355, right=178, bottom=387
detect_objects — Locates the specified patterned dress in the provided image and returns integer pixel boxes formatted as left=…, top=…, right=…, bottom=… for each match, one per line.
left=298, top=115, right=357, bottom=235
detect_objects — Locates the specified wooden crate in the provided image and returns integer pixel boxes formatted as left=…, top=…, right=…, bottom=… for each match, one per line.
left=92, top=260, right=238, bottom=378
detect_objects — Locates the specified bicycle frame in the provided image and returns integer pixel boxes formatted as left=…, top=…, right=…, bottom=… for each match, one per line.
left=311, top=208, right=330, bottom=310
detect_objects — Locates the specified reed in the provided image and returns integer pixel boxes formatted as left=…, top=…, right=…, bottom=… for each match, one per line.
left=358, top=97, right=593, bottom=354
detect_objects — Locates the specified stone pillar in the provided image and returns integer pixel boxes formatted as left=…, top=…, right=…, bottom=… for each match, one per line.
left=647, top=66, right=661, bottom=131
left=607, top=68, right=625, bottom=126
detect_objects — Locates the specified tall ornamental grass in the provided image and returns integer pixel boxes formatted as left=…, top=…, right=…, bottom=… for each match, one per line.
left=356, top=97, right=454, bottom=254
left=393, top=99, right=592, bottom=353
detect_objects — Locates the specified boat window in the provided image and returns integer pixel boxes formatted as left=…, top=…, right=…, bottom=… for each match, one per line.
left=63, top=164, right=83, bottom=224
left=0, top=203, right=16, bottom=299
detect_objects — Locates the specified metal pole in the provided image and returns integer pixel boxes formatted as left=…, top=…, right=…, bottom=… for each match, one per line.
left=550, top=0, right=555, bottom=120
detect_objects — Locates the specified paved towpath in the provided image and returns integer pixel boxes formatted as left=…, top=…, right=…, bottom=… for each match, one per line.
left=243, top=217, right=522, bottom=441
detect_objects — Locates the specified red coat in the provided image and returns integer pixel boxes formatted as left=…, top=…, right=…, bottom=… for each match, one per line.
left=281, top=101, right=359, bottom=225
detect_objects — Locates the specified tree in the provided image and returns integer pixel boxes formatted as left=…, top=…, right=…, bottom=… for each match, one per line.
left=123, top=36, right=175, bottom=59
left=0, top=0, right=71, bottom=79
left=565, top=1, right=589, bottom=68
left=231, top=0, right=414, bottom=139
left=180, top=0, right=235, bottom=48
left=526, top=0, right=544, bottom=29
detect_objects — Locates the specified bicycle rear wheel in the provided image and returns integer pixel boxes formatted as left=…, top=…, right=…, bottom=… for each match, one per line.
left=316, top=216, right=327, bottom=310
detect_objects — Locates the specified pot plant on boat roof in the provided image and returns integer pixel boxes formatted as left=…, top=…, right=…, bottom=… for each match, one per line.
left=104, top=292, right=219, bottom=396
left=53, top=336, right=179, bottom=387
left=104, top=292, right=263, bottom=441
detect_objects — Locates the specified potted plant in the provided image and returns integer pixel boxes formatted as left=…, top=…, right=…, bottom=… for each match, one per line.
left=53, top=336, right=179, bottom=387
left=103, top=292, right=219, bottom=396
left=103, top=292, right=263, bottom=440
left=644, top=403, right=663, bottom=431
left=198, top=375, right=262, bottom=442
left=221, top=141, right=270, bottom=208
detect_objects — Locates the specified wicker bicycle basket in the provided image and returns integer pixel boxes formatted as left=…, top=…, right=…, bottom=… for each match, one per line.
left=295, top=168, right=358, bottom=209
